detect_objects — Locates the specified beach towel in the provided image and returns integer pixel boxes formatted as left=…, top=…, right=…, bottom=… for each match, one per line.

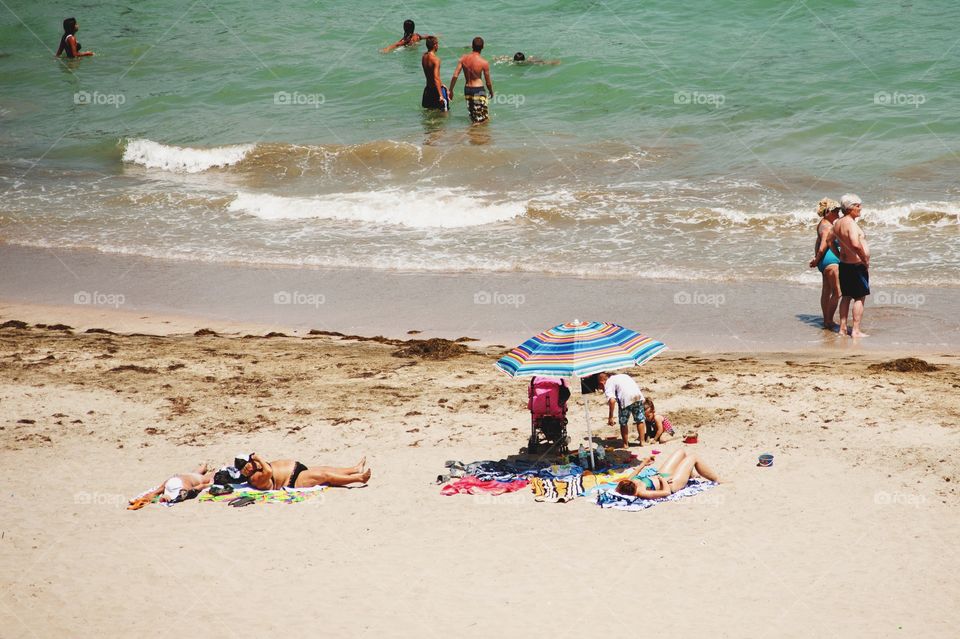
left=579, top=464, right=653, bottom=494
left=595, top=479, right=718, bottom=511
left=199, top=483, right=328, bottom=505
left=529, top=475, right=584, bottom=503
left=440, top=476, right=529, bottom=496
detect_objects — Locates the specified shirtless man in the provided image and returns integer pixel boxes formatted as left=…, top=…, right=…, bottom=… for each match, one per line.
left=834, top=193, right=870, bottom=337
left=449, top=37, right=494, bottom=124
left=421, top=36, right=448, bottom=111
left=242, top=453, right=371, bottom=490
left=128, top=462, right=215, bottom=509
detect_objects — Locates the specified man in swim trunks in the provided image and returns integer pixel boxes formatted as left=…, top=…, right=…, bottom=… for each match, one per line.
left=834, top=193, right=870, bottom=337
left=421, top=36, right=448, bottom=111
left=242, top=453, right=371, bottom=489
left=449, top=37, right=494, bottom=123
left=597, top=371, right=646, bottom=447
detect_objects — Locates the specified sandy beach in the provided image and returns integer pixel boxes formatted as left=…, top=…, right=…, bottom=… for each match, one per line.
left=2, top=306, right=958, bottom=638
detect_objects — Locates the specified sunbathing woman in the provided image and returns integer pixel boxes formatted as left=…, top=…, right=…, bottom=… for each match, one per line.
left=242, top=453, right=371, bottom=489
left=128, top=462, right=215, bottom=509
left=616, top=448, right=719, bottom=499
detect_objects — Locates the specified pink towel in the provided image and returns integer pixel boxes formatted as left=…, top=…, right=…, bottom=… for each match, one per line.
left=440, top=476, right=529, bottom=496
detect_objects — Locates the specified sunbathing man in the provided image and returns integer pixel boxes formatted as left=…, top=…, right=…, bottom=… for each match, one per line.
left=616, top=448, right=719, bottom=498
left=242, top=453, right=371, bottom=489
left=128, top=462, right=215, bottom=509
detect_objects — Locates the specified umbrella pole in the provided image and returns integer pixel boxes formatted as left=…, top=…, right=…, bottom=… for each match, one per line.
left=577, top=375, right=596, bottom=469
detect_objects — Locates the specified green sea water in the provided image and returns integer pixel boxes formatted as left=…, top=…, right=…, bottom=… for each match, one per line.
left=1, top=0, right=958, bottom=284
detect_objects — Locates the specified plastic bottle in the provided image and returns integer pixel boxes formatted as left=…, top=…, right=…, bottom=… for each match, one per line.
left=578, top=444, right=588, bottom=469
left=596, top=444, right=606, bottom=464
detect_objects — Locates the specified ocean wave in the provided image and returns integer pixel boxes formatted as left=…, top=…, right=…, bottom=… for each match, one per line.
left=690, top=201, right=960, bottom=229
left=226, top=189, right=526, bottom=228
left=122, top=139, right=255, bottom=173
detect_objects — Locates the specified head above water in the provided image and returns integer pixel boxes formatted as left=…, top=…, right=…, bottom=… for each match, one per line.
left=472, top=36, right=484, bottom=52
left=840, top=193, right=862, bottom=214
left=816, top=198, right=841, bottom=218
left=63, top=17, right=78, bottom=34
left=425, top=35, right=438, bottom=52
left=513, top=52, right=525, bottom=62
left=403, top=19, right=415, bottom=36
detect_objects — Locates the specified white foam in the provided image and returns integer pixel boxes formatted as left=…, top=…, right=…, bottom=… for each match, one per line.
left=122, top=139, right=254, bottom=173
left=227, top=189, right=525, bottom=228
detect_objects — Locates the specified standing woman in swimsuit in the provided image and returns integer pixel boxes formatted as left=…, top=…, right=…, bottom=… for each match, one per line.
left=616, top=448, right=719, bottom=499
left=809, top=198, right=843, bottom=330
left=56, top=17, right=94, bottom=58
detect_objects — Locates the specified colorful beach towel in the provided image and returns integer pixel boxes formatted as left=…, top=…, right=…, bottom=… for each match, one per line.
left=440, top=476, right=529, bottom=496
left=580, top=464, right=651, bottom=494
left=199, top=484, right=328, bottom=505
left=595, top=479, right=718, bottom=511
left=529, top=475, right=584, bottom=503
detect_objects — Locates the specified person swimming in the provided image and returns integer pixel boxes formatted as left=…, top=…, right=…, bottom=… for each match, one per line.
left=381, top=19, right=433, bottom=53
left=492, top=52, right=560, bottom=65
left=56, top=17, right=94, bottom=58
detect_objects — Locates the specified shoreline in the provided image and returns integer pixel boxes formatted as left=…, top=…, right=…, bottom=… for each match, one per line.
left=2, top=243, right=958, bottom=354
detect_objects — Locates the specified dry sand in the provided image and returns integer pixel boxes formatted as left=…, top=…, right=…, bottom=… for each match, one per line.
left=1, top=306, right=959, bottom=638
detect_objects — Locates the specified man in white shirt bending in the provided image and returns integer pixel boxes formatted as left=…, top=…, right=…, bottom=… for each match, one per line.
left=596, top=371, right=646, bottom=448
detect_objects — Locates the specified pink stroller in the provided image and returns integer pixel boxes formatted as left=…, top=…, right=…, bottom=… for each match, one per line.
left=527, top=376, right=571, bottom=454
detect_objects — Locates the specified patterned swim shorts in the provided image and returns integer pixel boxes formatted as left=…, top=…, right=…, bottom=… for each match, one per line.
left=618, top=401, right=644, bottom=428
left=465, top=89, right=488, bottom=123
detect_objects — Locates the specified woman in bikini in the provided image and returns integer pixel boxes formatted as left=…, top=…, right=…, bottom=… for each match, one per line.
left=808, top=198, right=843, bottom=330
left=242, top=453, right=371, bottom=489
left=616, top=448, right=719, bottom=499
left=56, top=17, right=94, bottom=58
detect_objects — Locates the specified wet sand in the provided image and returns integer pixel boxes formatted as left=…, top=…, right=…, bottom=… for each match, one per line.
left=2, top=243, right=959, bottom=352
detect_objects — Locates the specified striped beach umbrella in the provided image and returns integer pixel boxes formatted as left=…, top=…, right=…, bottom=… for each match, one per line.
left=496, top=320, right=667, bottom=466
left=496, top=320, right=667, bottom=378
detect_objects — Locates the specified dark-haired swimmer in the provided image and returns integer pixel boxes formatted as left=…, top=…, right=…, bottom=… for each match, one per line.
left=56, top=17, right=94, bottom=58
left=382, top=19, right=433, bottom=53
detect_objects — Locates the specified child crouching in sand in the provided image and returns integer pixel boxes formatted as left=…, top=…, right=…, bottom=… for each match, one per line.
left=644, top=397, right=675, bottom=443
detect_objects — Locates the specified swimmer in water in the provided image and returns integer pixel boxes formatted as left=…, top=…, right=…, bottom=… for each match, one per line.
left=381, top=19, right=433, bottom=53
left=56, top=17, right=94, bottom=58
left=492, top=52, right=560, bottom=65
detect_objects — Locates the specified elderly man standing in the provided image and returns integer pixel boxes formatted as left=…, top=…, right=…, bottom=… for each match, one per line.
left=596, top=371, right=646, bottom=447
left=834, top=193, right=870, bottom=337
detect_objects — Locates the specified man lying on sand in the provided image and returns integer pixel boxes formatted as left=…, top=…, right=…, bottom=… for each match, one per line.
left=128, top=462, right=215, bottom=509
left=242, top=453, right=371, bottom=489
left=616, top=448, right=719, bottom=499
